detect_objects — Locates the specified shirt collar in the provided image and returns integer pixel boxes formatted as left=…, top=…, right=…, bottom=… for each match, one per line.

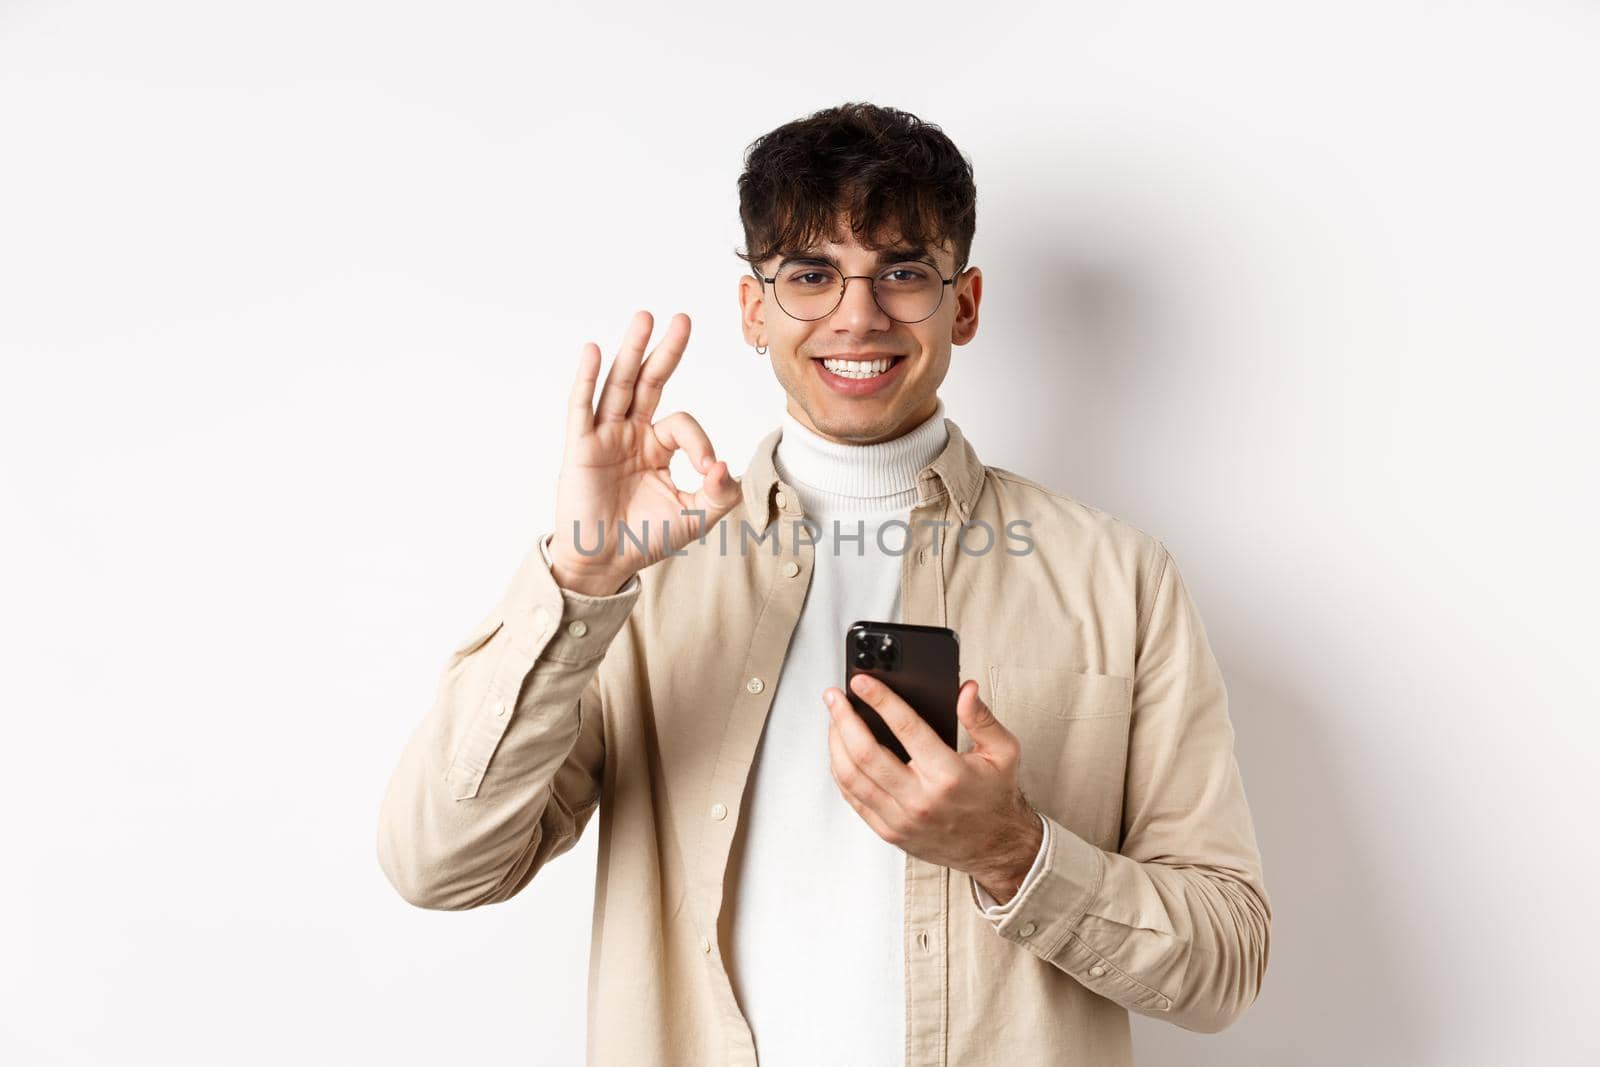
left=739, top=408, right=986, bottom=529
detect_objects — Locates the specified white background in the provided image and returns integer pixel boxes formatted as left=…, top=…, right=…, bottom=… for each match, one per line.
left=3, top=2, right=1597, bottom=1064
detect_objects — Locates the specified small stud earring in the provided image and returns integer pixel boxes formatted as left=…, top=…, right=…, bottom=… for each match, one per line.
left=754, top=343, right=768, bottom=355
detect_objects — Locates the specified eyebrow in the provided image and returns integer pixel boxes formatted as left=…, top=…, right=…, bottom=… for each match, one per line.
left=774, top=247, right=938, bottom=271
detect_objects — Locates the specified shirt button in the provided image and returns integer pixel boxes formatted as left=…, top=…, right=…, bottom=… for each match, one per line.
left=1019, top=921, right=1037, bottom=937
left=493, top=700, right=508, bottom=717
left=531, top=606, right=550, bottom=630
left=710, top=802, right=728, bottom=820
left=774, top=491, right=787, bottom=509
left=1088, top=964, right=1106, bottom=978
left=567, top=619, right=588, bottom=637
left=745, top=676, right=765, bottom=694
left=780, top=560, right=799, bottom=578
left=699, top=935, right=712, bottom=953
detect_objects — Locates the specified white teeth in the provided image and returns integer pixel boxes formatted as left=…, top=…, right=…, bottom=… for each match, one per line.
left=821, top=357, right=895, bottom=378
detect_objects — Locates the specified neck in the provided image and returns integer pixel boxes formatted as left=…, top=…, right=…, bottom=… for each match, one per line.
left=773, top=399, right=948, bottom=516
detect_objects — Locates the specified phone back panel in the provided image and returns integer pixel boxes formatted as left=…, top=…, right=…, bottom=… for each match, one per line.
left=845, top=620, right=960, bottom=764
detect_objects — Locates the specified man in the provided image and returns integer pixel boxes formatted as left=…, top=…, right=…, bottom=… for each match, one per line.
left=377, top=102, right=1270, bottom=1066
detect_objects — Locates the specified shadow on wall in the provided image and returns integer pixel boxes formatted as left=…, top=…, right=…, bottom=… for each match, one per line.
left=992, top=247, right=1189, bottom=517
left=1132, top=666, right=1421, bottom=1065
left=1001, top=254, right=1423, bottom=1063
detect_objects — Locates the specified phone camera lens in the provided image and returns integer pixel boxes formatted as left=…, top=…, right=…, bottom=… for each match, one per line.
left=853, top=650, right=873, bottom=668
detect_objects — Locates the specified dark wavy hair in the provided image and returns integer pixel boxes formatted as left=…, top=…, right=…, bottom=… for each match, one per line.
left=735, top=102, right=977, bottom=277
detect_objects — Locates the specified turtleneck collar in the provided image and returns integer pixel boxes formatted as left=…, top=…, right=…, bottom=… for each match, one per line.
left=773, top=398, right=949, bottom=516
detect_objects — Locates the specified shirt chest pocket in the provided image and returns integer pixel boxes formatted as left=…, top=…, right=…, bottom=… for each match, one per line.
left=991, top=665, right=1134, bottom=720
left=988, top=664, right=1134, bottom=849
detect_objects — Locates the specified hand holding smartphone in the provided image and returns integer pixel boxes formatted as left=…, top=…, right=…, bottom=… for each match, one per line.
left=844, top=620, right=961, bottom=764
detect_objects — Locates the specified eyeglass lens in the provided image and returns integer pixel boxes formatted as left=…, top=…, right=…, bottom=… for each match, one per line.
left=773, top=262, right=945, bottom=323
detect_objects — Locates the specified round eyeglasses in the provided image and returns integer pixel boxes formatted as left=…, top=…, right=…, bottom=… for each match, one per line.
left=755, top=260, right=957, bottom=324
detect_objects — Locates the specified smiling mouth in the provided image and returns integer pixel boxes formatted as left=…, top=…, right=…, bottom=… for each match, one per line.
left=811, top=355, right=906, bottom=380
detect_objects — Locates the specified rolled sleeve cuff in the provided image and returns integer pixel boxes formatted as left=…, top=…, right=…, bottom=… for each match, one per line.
left=492, top=532, right=640, bottom=665
left=969, top=811, right=1106, bottom=954
left=538, top=533, right=641, bottom=599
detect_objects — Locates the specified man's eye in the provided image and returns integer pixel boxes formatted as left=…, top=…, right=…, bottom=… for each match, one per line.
left=791, top=271, right=832, bottom=285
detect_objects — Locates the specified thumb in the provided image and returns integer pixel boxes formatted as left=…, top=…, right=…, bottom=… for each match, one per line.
left=956, top=679, right=1009, bottom=751
left=692, top=460, right=742, bottom=517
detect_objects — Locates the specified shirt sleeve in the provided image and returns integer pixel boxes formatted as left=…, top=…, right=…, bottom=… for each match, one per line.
left=376, top=532, right=640, bottom=910
left=971, top=811, right=1051, bottom=915
left=965, top=541, right=1272, bottom=1034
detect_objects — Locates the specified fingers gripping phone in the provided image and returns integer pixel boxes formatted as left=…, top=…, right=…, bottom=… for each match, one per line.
left=845, top=621, right=961, bottom=764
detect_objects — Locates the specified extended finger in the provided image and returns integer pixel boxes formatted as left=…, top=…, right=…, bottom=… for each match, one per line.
left=596, top=311, right=652, bottom=422
left=628, top=313, right=690, bottom=423
left=566, top=342, right=602, bottom=445
left=827, top=716, right=908, bottom=839
left=847, top=673, right=960, bottom=777
left=834, top=767, right=902, bottom=847
left=825, top=687, right=916, bottom=799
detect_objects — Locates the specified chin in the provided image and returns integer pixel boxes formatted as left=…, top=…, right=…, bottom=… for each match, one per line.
left=806, top=406, right=905, bottom=443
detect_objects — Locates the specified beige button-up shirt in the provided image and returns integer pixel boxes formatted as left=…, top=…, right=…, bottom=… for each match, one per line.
left=376, top=415, right=1271, bottom=1065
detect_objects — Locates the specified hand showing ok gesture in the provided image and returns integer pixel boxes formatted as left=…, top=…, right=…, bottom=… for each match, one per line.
left=548, top=310, right=741, bottom=596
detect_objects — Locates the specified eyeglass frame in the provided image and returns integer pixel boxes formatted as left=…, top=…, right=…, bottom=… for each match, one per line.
left=752, top=256, right=960, bottom=324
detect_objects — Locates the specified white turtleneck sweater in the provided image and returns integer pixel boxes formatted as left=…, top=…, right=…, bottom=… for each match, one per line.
left=721, top=399, right=1050, bottom=1066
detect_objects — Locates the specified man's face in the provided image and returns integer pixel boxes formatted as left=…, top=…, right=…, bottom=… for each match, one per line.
left=739, top=221, right=982, bottom=445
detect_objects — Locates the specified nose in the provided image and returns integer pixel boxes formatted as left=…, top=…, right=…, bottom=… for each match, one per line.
left=832, top=275, right=893, bottom=330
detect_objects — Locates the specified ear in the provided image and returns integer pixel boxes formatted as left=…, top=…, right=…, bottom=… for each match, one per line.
left=951, top=266, right=982, bottom=346
left=738, top=273, right=768, bottom=348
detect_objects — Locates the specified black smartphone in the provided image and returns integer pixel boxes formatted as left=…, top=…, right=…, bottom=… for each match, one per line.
left=844, top=620, right=960, bottom=764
